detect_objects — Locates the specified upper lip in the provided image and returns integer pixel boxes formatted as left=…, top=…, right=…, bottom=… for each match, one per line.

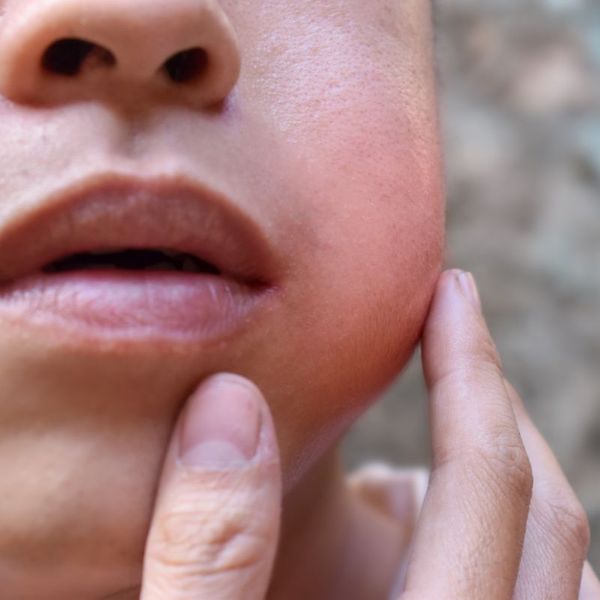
left=0, top=174, right=280, bottom=287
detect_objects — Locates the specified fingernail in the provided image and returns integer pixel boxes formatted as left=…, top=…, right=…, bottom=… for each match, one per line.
left=178, top=374, right=262, bottom=468
left=456, top=271, right=482, bottom=310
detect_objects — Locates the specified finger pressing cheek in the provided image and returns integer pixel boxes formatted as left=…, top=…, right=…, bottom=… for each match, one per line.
left=404, top=270, right=532, bottom=599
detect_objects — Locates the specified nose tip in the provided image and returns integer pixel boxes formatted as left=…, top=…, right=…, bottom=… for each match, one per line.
left=0, top=0, right=241, bottom=109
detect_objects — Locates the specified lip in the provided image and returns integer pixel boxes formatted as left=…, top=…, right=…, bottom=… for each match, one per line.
left=0, top=174, right=281, bottom=343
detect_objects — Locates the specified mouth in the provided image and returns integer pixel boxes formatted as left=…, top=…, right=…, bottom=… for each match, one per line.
left=0, top=175, right=281, bottom=343
left=42, top=247, right=222, bottom=276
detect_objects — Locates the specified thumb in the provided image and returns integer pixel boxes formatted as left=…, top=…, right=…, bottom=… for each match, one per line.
left=140, top=373, right=282, bottom=600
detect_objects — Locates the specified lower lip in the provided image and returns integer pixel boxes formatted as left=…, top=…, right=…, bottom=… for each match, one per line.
left=0, top=270, right=276, bottom=343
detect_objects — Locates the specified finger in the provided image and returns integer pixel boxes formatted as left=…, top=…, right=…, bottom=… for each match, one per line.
left=348, top=464, right=429, bottom=580
left=580, top=562, right=600, bottom=600
left=347, top=465, right=430, bottom=597
left=347, top=465, right=429, bottom=532
left=507, top=382, right=591, bottom=600
left=402, top=270, right=533, bottom=600
left=140, top=373, right=282, bottom=600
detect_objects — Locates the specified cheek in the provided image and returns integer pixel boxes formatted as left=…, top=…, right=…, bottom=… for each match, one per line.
left=259, top=18, right=444, bottom=294
left=290, top=69, right=445, bottom=356
left=261, top=79, right=445, bottom=487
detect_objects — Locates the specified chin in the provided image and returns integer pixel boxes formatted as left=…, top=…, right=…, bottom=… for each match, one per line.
left=0, top=321, right=193, bottom=597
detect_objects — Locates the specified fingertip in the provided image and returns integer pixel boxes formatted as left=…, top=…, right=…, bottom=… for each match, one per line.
left=199, top=372, right=264, bottom=399
left=434, top=269, right=481, bottom=312
left=423, top=269, right=498, bottom=387
left=424, top=269, right=476, bottom=344
left=179, top=373, right=263, bottom=468
left=436, top=268, right=462, bottom=294
left=211, top=373, right=281, bottom=469
left=177, top=372, right=279, bottom=473
left=459, top=271, right=482, bottom=311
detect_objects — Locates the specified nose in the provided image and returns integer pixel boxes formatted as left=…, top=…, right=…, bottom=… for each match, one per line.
left=0, top=0, right=241, bottom=109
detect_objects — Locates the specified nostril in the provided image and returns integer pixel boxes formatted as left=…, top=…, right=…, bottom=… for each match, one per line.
left=163, top=47, right=209, bottom=84
left=41, top=38, right=116, bottom=76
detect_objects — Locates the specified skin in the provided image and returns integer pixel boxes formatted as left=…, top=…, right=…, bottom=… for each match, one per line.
left=0, top=2, right=595, bottom=600
left=0, top=0, right=443, bottom=597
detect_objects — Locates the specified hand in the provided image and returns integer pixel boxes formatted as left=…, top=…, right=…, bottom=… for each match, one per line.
left=399, top=270, right=600, bottom=599
left=139, top=373, right=282, bottom=600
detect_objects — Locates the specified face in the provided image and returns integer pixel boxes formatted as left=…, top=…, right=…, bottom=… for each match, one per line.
left=0, top=0, right=443, bottom=596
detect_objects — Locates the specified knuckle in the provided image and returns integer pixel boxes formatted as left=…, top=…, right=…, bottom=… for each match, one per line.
left=148, top=492, right=270, bottom=578
left=152, top=508, right=210, bottom=564
left=536, top=487, right=591, bottom=555
left=467, top=431, right=533, bottom=500
left=482, top=444, right=532, bottom=499
left=486, top=430, right=531, bottom=479
left=438, top=427, right=533, bottom=501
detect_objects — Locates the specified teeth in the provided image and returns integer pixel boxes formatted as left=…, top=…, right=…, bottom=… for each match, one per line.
left=150, top=260, right=179, bottom=271
left=47, top=248, right=212, bottom=273
left=182, top=257, right=199, bottom=273
left=161, top=248, right=183, bottom=259
left=90, top=263, right=120, bottom=269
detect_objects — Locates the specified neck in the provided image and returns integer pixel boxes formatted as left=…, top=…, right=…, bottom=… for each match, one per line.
left=267, top=448, right=404, bottom=600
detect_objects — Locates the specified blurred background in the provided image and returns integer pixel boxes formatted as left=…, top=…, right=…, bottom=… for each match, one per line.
left=342, top=0, right=600, bottom=567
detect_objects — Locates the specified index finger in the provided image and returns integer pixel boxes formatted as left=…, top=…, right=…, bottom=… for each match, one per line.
left=401, top=271, right=533, bottom=600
